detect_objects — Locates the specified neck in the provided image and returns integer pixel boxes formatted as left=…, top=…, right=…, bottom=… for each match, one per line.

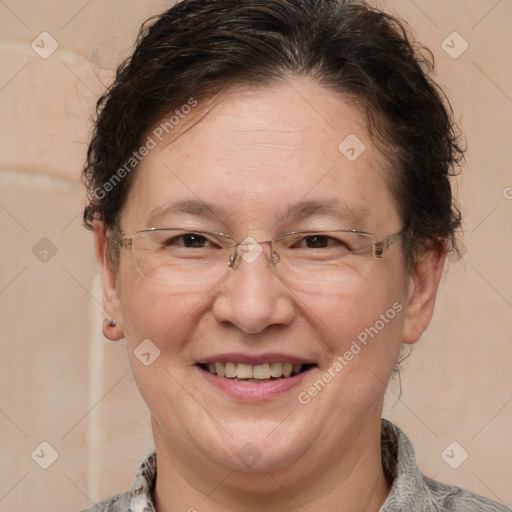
left=152, top=417, right=390, bottom=512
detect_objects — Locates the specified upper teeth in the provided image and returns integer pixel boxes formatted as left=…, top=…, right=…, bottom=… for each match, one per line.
left=206, top=362, right=302, bottom=379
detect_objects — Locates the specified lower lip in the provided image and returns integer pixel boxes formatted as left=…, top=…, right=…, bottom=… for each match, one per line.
left=197, top=366, right=314, bottom=401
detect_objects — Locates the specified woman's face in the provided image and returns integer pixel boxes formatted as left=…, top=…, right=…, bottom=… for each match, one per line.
left=97, top=78, right=442, bottom=476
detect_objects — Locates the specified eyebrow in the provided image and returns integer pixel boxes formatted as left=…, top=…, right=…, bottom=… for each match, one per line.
left=146, top=199, right=224, bottom=226
left=279, top=199, right=368, bottom=224
left=146, top=198, right=368, bottom=227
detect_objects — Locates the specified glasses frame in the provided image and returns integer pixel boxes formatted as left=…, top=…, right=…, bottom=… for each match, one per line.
left=108, top=227, right=402, bottom=280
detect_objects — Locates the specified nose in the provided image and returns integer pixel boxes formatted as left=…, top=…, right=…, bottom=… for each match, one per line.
left=211, top=246, right=295, bottom=334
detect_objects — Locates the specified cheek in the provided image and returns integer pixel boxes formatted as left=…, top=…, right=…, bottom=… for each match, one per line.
left=118, top=268, right=210, bottom=355
left=307, top=289, right=406, bottom=411
left=301, top=264, right=408, bottom=362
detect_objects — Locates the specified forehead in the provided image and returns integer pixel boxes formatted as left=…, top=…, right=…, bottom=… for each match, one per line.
left=121, top=78, right=400, bottom=233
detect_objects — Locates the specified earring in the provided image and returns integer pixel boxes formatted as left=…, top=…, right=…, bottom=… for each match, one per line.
left=102, top=314, right=121, bottom=342
left=103, top=317, right=117, bottom=327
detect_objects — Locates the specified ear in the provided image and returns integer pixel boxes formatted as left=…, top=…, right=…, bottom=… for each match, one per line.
left=93, top=221, right=124, bottom=341
left=402, top=243, right=447, bottom=345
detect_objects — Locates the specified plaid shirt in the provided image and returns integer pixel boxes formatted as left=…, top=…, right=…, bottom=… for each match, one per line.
left=78, top=419, right=510, bottom=512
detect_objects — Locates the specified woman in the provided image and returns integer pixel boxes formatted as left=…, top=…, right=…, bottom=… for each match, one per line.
left=79, top=0, right=508, bottom=510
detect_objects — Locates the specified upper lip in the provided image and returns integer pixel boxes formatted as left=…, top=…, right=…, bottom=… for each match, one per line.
left=195, top=353, right=315, bottom=365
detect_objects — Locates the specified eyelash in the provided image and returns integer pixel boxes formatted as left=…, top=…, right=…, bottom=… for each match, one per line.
left=163, top=232, right=350, bottom=250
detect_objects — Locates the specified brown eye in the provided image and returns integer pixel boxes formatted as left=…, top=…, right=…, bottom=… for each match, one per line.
left=166, top=233, right=210, bottom=248
left=303, top=235, right=330, bottom=248
left=294, top=235, right=344, bottom=249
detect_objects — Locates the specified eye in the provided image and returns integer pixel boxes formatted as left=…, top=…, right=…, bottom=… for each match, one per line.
left=165, top=233, right=212, bottom=248
left=294, top=234, right=345, bottom=249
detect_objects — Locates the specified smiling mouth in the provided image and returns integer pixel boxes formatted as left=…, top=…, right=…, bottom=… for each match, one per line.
left=198, top=362, right=314, bottom=382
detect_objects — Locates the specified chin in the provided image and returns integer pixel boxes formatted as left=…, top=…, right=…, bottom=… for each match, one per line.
left=195, top=418, right=312, bottom=475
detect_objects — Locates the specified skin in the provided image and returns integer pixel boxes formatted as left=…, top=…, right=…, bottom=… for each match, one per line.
left=94, top=77, right=446, bottom=511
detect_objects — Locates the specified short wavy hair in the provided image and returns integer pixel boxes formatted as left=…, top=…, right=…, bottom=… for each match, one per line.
left=82, top=0, right=464, bottom=267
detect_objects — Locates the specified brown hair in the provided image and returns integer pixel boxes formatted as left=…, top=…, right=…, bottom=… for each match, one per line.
left=82, top=0, right=464, bottom=266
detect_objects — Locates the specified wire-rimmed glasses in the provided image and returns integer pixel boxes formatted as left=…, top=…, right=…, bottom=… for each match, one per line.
left=108, top=227, right=402, bottom=285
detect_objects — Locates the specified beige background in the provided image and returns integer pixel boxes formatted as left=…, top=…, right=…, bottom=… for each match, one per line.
left=0, top=1, right=511, bottom=511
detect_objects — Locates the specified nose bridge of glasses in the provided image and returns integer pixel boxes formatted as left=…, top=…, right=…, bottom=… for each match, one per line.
left=227, top=238, right=276, bottom=269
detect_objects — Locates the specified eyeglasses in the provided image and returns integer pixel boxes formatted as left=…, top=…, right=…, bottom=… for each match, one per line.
left=108, top=227, right=402, bottom=286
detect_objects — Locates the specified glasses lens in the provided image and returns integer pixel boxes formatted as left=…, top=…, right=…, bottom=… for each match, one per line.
left=131, top=229, right=236, bottom=283
left=127, top=229, right=388, bottom=286
left=272, top=230, right=376, bottom=283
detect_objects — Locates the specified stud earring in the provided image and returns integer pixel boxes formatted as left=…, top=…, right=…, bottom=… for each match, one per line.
left=104, top=317, right=117, bottom=328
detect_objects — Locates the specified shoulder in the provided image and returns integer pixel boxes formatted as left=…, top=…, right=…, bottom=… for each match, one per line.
left=424, top=476, right=510, bottom=512
left=380, top=419, right=509, bottom=512
left=74, top=450, right=157, bottom=512
left=75, top=491, right=131, bottom=512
